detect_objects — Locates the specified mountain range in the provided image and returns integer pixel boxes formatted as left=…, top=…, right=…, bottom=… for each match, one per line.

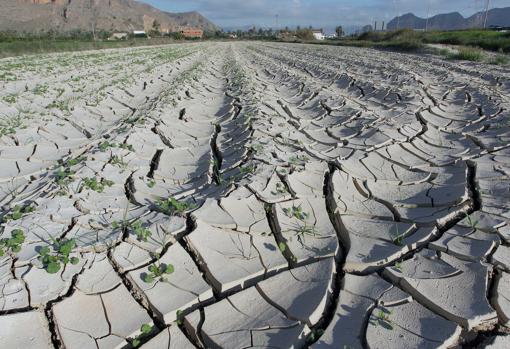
left=0, top=0, right=218, bottom=33
left=387, top=7, right=510, bottom=31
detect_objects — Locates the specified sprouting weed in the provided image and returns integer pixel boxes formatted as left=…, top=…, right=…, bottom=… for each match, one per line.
left=37, top=238, right=79, bottom=274
left=0, top=229, right=25, bottom=256
left=155, top=197, right=196, bottom=217
left=239, top=164, right=256, bottom=175
left=306, top=329, right=325, bottom=344
left=278, top=242, right=287, bottom=253
left=64, top=155, right=86, bottom=167
left=55, top=167, right=75, bottom=187
left=81, top=177, right=114, bottom=193
left=271, top=182, right=288, bottom=195
left=33, top=84, right=49, bottom=95
left=99, top=141, right=134, bottom=152
left=131, top=221, right=152, bottom=242
left=294, top=224, right=317, bottom=246
left=283, top=205, right=309, bottom=221
left=2, top=95, right=17, bottom=104
left=389, top=224, right=405, bottom=246
left=147, top=180, right=156, bottom=188
left=374, top=308, right=393, bottom=330
left=465, top=213, right=479, bottom=230
left=394, top=262, right=403, bottom=272
left=111, top=155, right=128, bottom=169
left=3, top=204, right=35, bottom=222
left=175, top=310, right=184, bottom=325
left=142, top=261, right=175, bottom=283
left=288, top=154, right=309, bottom=166
left=99, top=141, right=114, bottom=151
left=248, top=144, right=264, bottom=153
left=130, top=323, right=153, bottom=348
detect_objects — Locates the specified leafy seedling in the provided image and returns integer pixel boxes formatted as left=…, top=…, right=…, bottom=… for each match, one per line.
left=142, top=261, right=175, bottom=283
left=130, top=323, right=153, bottom=348
left=239, top=164, right=256, bottom=175
left=271, top=182, right=288, bottom=195
left=131, top=221, right=152, bottom=242
left=175, top=310, right=184, bottom=326
left=374, top=308, right=393, bottom=330
left=156, top=197, right=196, bottom=217
left=37, top=238, right=79, bottom=274
left=465, top=213, right=479, bottom=230
left=389, top=224, right=405, bottom=246
left=111, top=155, right=128, bottom=169
left=81, top=177, right=114, bottom=193
left=3, top=204, right=35, bottom=222
left=283, top=205, right=309, bottom=221
left=278, top=242, right=287, bottom=253
left=0, top=229, right=25, bottom=256
left=294, top=224, right=317, bottom=246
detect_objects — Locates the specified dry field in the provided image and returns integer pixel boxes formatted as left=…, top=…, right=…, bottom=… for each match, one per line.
left=0, top=42, right=510, bottom=348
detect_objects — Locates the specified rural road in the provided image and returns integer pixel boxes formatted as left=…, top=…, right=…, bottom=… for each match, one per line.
left=0, top=42, right=509, bottom=348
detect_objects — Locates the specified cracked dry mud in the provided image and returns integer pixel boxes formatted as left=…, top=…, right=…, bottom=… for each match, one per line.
left=0, top=41, right=509, bottom=349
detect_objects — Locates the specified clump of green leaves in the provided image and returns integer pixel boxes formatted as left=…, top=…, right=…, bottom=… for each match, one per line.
left=130, top=221, right=151, bottom=242
left=55, top=167, right=75, bottom=187
left=3, top=204, right=35, bottom=222
left=155, top=197, right=196, bottom=216
left=0, top=229, right=25, bottom=256
left=271, top=182, right=288, bottom=195
left=111, top=155, right=128, bottom=169
left=33, top=84, right=49, bottom=95
left=239, top=164, right=256, bottom=175
left=147, top=180, right=156, bottom=188
left=81, top=177, right=114, bottom=193
left=288, top=154, right=309, bottom=166
left=2, top=95, right=17, bottom=104
left=99, top=141, right=134, bottom=152
left=306, top=329, right=325, bottom=344
left=283, top=205, right=309, bottom=221
left=464, top=213, right=479, bottom=230
left=37, top=238, right=79, bottom=274
left=64, top=155, right=86, bottom=167
left=142, top=261, right=175, bottom=283
left=130, top=324, right=153, bottom=348
left=175, top=310, right=184, bottom=325
left=374, top=308, right=393, bottom=330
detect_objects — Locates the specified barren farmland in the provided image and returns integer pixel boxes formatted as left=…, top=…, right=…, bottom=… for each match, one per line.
left=1, top=42, right=510, bottom=348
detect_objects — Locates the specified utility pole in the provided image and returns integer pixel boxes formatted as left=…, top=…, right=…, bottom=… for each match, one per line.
left=483, top=0, right=490, bottom=29
left=275, top=14, right=279, bottom=30
left=425, top=1, right=430, bottom=31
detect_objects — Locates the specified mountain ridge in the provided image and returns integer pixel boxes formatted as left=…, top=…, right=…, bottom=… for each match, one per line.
left=387, top=7, right=510, bottom=30
left=0, top=0, right=219, bottom=33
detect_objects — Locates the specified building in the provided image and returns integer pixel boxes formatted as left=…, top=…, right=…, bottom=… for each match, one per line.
left=108, top=33, right=128, bottom=40
left=133, top=30, right=147, bottom=37
left=180, top=28, right=204, bottom=39
left=312, top=29, right=325, bottom=40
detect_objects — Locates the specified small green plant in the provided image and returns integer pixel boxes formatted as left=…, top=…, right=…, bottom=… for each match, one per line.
left=155, top=197, right=196, bottom=216
left=111, top=155, right=128, bottom=169
left=283, top=205, right=309, bottom=221
left=99, top=141, right=134, bottom=152
left=271, top=182, right=288, bottom=195
left=3, top=204, right=35, bottom=222
left=81, top=177, right=114, bottom=193
left=37, top=238, right=79, bottom=274
left=130, top=323, right=153, bottom=348
left=389, top=225, right=405, bottom=246
left=239, top=164, right=256, bottom=175
left=294, top=224, right=317, bottom=246
left=394, top=261, right=403, bottom=272
left=288, top=155, right=309, bottom=166
left=491, top=54, right=509, bottom=65
left=465, top=213, right=479, bottom=230
left=55, top=167, right=75, bottom=187
left=2, top=95, right=17, bottom=104
left=0, top=229, right=25, bottom=256
left=33, top=84, right=49, bottom=95
left=447, top=47, right=483, bottom=61
left=374, top=308, right=393, bottom=330
left=142, top=261, right=175, bottom=283
left=175, top=310, right=184, bottom=325
left=147, top=180, right=156, bottom=188
left=306, top=329, right=325, bottom=344
left=278, top=242, right=287, bottom=253
left=64, top=155, right=86, bottom=167
left=131, top=221, right=152, bottom=242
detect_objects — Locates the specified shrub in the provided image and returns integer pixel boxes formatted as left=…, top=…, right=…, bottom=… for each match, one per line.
left=447, top=47, right=483, bottom=61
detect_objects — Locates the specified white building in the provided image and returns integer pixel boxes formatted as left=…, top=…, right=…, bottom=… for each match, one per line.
left=312, top=29, right=325, bottom=40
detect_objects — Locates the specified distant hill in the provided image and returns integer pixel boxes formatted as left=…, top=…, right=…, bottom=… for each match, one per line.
left=387, top=7, right=510, bottom=30
left=0, top=0, right=218, bottom=34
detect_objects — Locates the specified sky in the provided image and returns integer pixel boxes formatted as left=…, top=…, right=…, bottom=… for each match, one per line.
left=145, top=0, right=510, bottom=30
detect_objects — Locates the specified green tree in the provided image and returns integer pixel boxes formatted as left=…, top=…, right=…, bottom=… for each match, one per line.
left=335, top=26, right=344, bottom=38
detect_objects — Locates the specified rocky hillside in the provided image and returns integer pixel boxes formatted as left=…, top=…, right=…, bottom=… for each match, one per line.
left=0, top=0, right=218, bottom=33
left=387, top=7, right=510, bottom=30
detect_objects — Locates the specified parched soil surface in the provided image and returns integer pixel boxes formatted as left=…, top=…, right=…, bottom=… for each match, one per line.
left=1, top=42, right=510, bottom=348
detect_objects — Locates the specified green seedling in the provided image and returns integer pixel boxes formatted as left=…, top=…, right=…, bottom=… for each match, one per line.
left=465, top=213, right=479, bottom=230
left=81, top=177, right=114, bottom=193
left=248, top=144, right=264, bottom=153
left=131, top=323, right=153, bottom=348
left=3, top=204, right=35, bottom=222
left=111, top=155, right=128, bottom=169
left=99, top=141, right=134, bottom=152
left=306, top=329, right=325, bottom=344
left=0, top=229, right=25, bottom=256
left=294, top=224, right=317, bottom=246
left=389, top=224, right=405, bottom=246
left=147, top=180, right=156, bottom=188
left=288, top=154, right=309, bottom=166
left=142, top=261, right=175, bottom=283
left=55, top=167, right=75, bottom=187
left=375, top=308, right=393, bottom=330
left=130, top=221, right=152, bottom=242
left=2, top=95, right=17, bottom=104
left=175, top=310, right=184, bottom=325
left=278, top=242, right=287, bottom=253
left=239, top=164, right=256, bottom=175
left=37, top=238, right=79, bottom=274
left=33, top=84, right=49, bottom=95
left=271, top=182, right=288, bottom=195
left=156, top=197, right=196, bottom=217
left=394, top=262, right=403, bottom=272
left=283, top=205, right=309, bottom=221
left=64, top=155, right=86, bottom=167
